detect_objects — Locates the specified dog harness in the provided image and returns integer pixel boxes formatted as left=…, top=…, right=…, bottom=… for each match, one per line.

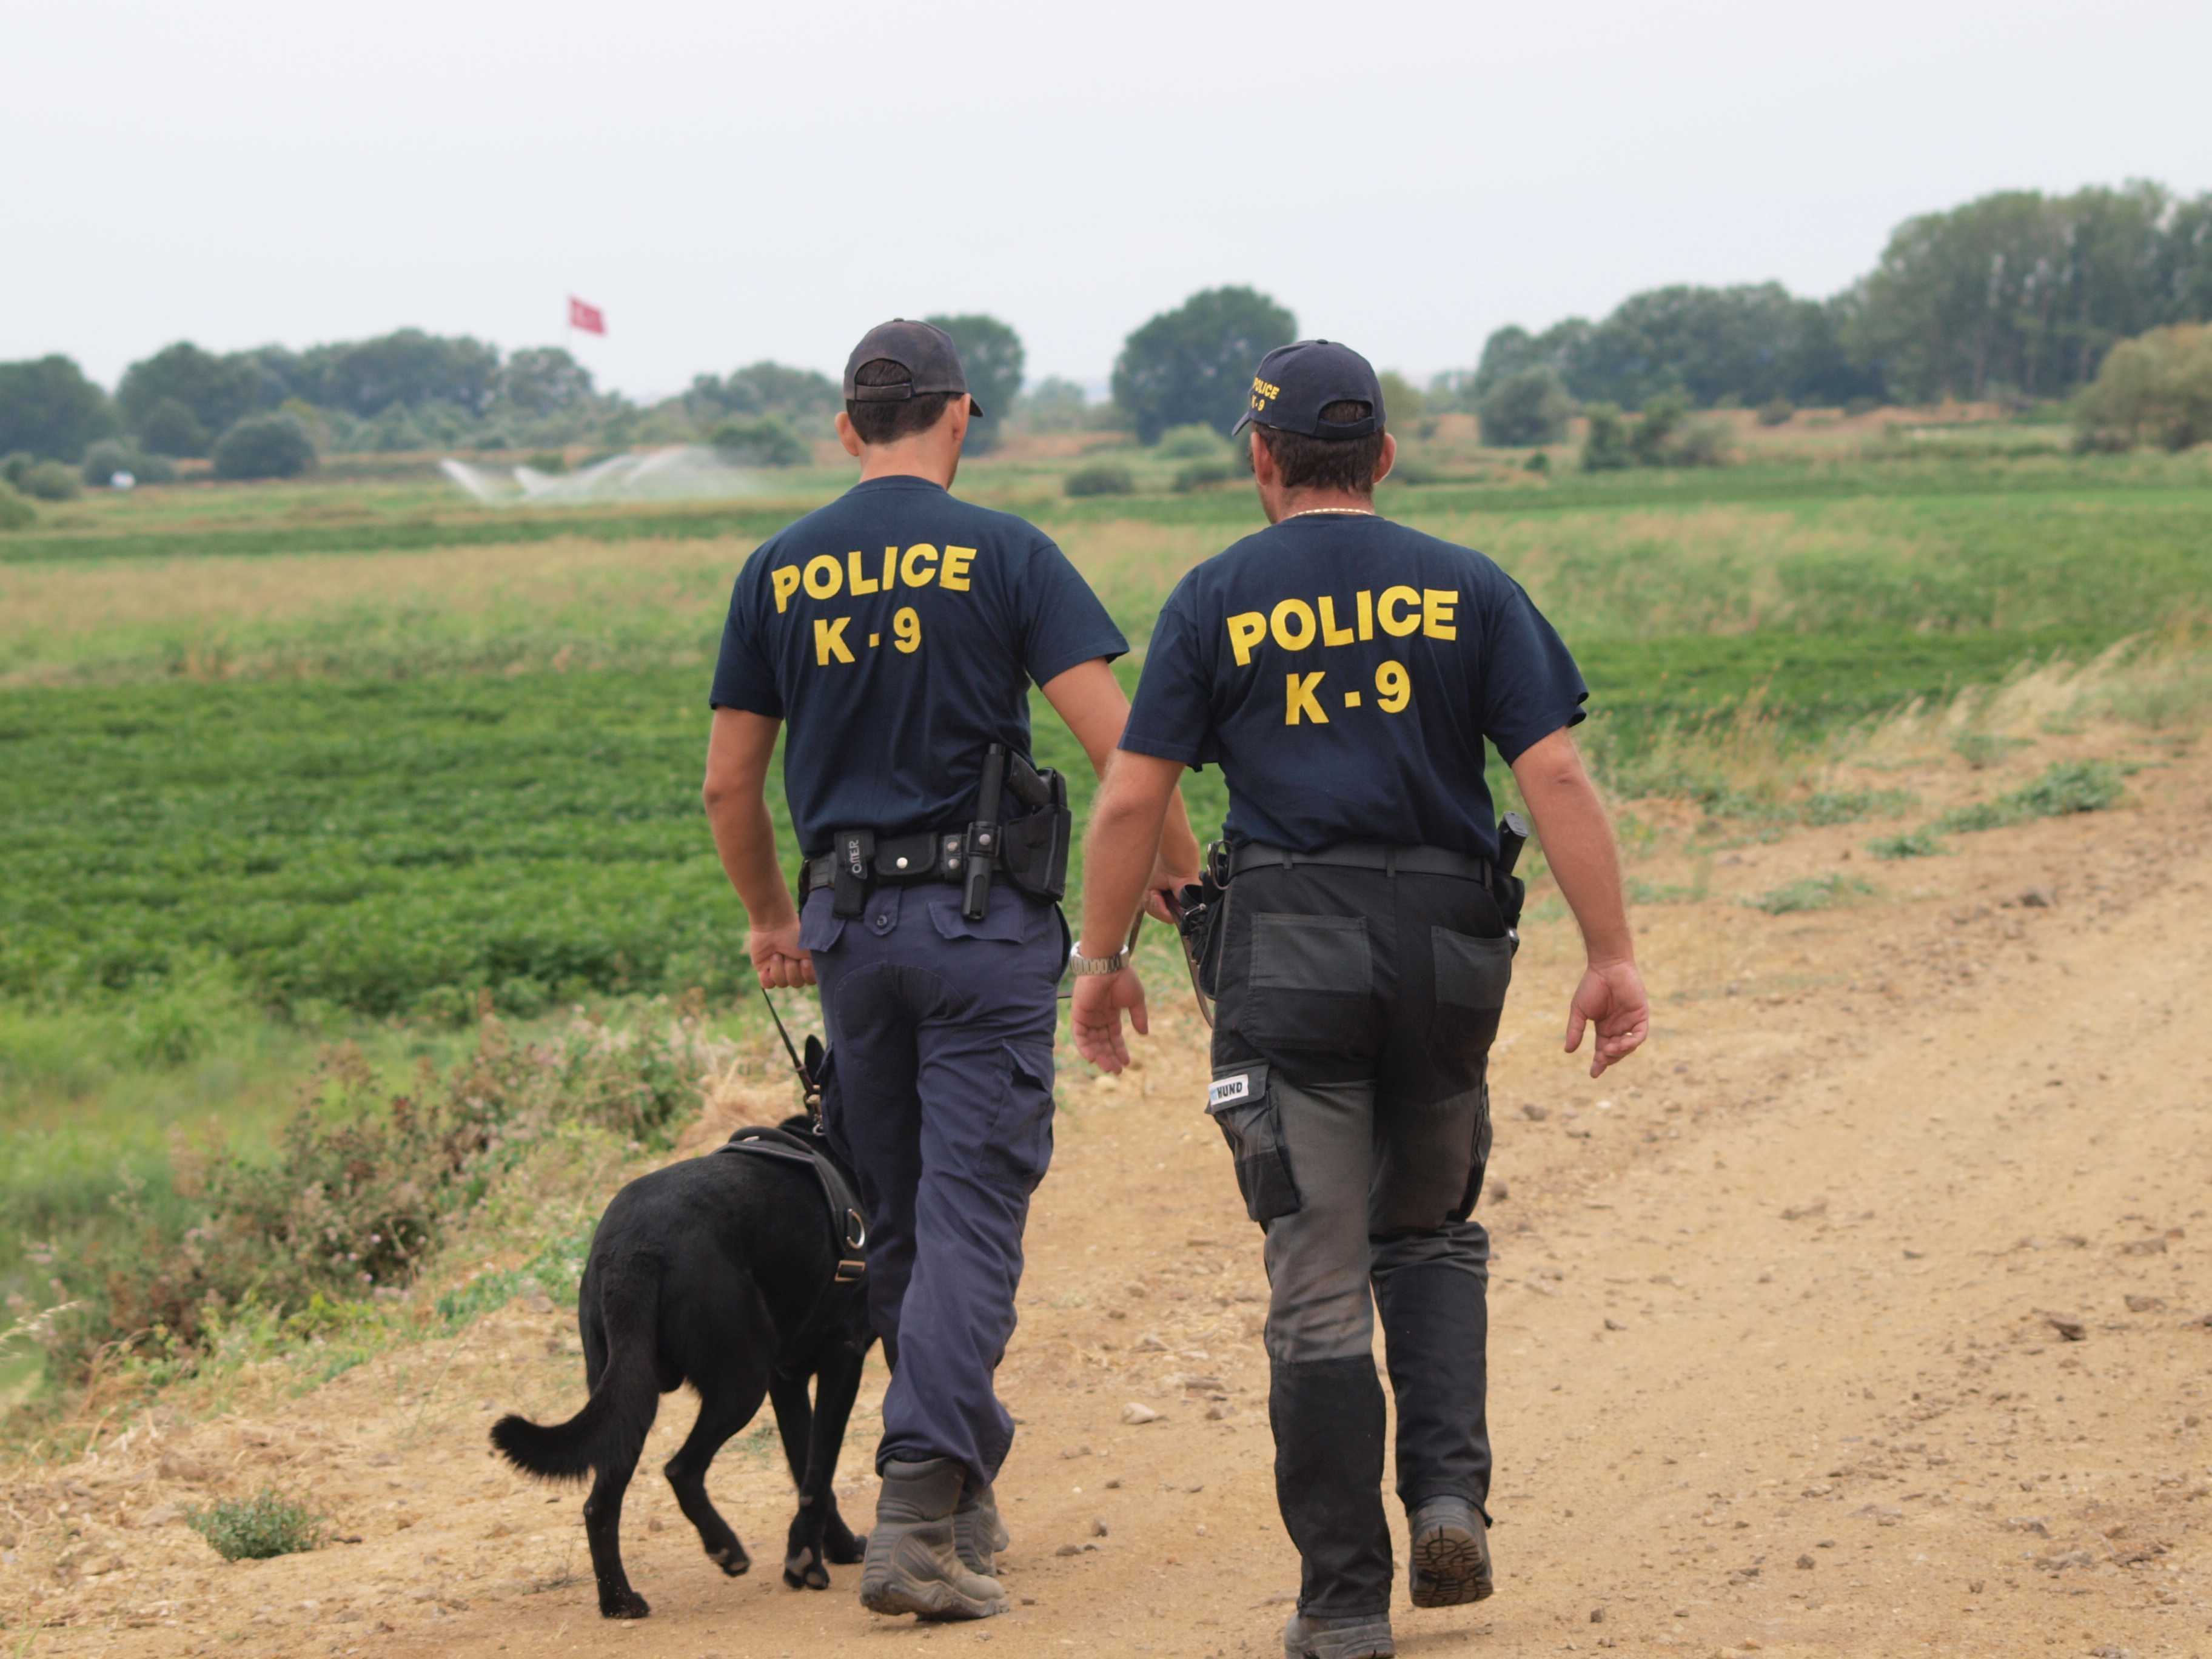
left=715, top=1124, right=868, bottom=1284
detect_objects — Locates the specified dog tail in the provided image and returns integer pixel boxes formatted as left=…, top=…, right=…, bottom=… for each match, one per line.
left=490, top=1251, right=659, bottom=1484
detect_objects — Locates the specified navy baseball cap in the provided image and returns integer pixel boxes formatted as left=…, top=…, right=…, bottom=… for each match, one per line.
left=1232, top=340, right=1384, bottom=439
left=842, top=320, right=984, bottom=418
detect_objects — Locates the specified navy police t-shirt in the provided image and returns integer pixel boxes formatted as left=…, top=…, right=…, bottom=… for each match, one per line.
left=1121, top=514, right=1586, bottom=865
left=711, top=475, right=1127, bottom=854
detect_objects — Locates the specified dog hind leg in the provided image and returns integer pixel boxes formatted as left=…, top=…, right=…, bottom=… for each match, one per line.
left=808, top=1344, right=870, bottom=1567
left=768, top=1369, right=831, bottom=1589
left=665, top=1371, right=766, bottom=1580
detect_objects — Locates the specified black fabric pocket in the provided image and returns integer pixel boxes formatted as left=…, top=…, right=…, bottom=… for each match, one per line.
left=1241, top=912, right=1373, bottom=1050
left=1205, top=1062, right=1302, bottom=1224
left=1429, top=926, right=1513, bottom=1056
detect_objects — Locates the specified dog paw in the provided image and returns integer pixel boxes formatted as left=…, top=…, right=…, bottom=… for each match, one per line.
left=599, top=1590, right=651, bottom=1620
left=708, top=1543, right=751, bottom=1578
left=783, top=1550, right=831, bottom=1591
left=826, top=1528, right=866, bottom=1565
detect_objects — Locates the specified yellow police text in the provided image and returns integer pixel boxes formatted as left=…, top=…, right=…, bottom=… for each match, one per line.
left=1226, top=588, right=1456, bottom=665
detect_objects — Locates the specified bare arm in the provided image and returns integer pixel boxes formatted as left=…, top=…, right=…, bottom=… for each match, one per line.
left=1068, top=749, right=1188, bottom=1071
left=702, top=706, right=813, bottom=989
left=1509, top=726, right=1649, bottom=1077
left=1039, top=658, right=1201, bottom=920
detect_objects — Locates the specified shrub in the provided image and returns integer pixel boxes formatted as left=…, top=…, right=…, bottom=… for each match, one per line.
left=1064, top=461, right=1135, bottom=497
left=1156, top=423, right=1230, bottom=459
left=1869, top=830, right=1945, bottom=860
left=1628, top=393, right=1688, bottom=466
left=1843, top=395, right=1882, bottom=418
left=1757, top=397, right=1795, bottom=426
left=1580, top=403, right=1630, bottom=471
left=1935, top=760, right=2122, bottom=834
left=2073, top=324, right=2212, bottom=454
left=1172, top=458, right=1242, bottom=492
left=212, top=412, right=317, bottom=480
left=0, top=479, right=33, bottom=531
left=1667, top=415, right=1736, bottom=468
left=4, top=455, right=82, bottom=500
left=79, top=438, right=176, bottom=487
left=1478, top=367, right=1574, bottom=447
left=186, top=1489, right=327, bottom=1561
left=709, top=416, right=811, bottom=468
left=1523, top=450, right=1550, bottom=473
left=1749, top=874, right=1877, bottom=914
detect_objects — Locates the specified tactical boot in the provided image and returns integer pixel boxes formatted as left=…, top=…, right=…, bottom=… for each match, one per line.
left=1406, top=1495, right=1493, bottom=1607
left=1283, top=1609, right=1395, bottom=1659
left=859, top=1459, right=1007, bottom=1621
left=951, top=1480, right=1010, bottom=1577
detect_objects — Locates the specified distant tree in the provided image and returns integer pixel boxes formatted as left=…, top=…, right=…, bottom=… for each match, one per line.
left=1064, top=461, right=1134, bottom=497
left=79, top=437, right=175, bottom=487
left=1013, top=376, right=1090, bottom=433
left=1580, top=403, right=1629, bottom=472
left=118, top=343, right=261, bottom=442
left=710, top=416, right=811, bottom=467
left=1111, top=286, right=1297, bottom=444
left=1, top=452, right=82, bottom=500
left=1472, top=319, right=1592, bottom=401
left=1627, top=393, right=1689, bottom=466
left=301, top=330, right=501, bottom=418
left=139, top=396, right=210, bottom=458
left=1376, top=370, right=1426, bottom=429
left=2073, top=323, right=2212, bottom=452
left=1156, top=423, right=1229, bottom=459
left=212, top=412, right=317, bottom=480
left=1478, top=367, right=1574, bottom=447
left=923, top=314, right=1024, bottom=454
left=498, top=347, right=595, bottom=417
left=0, top=355, right=115, bottom=461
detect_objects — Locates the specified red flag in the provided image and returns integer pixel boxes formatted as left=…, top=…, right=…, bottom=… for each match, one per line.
left=568, top=296, right=606, bottom=335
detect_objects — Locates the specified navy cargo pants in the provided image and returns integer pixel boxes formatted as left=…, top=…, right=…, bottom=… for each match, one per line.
left=1207, top=859, right=1506, bottom=1620
left=800, top=880, right=1065, bottom=1490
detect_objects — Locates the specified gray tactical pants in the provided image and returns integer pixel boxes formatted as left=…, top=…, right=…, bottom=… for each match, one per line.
left=1206, top=859, right=1507, bottom=1619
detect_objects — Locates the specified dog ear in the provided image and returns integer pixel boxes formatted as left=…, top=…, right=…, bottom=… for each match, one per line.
left=804, top=1034, right=824, bottom=1076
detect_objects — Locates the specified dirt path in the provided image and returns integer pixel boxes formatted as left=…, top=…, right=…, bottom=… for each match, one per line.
left=7, top=734, right=2211, bottom=1659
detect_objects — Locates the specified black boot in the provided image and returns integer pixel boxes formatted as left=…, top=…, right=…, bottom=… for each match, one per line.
left=952, top=1479, right=1010, bottom=1576
left=1406, top=1495, right=1492, bottom=1607
left=1271, top=1355, right=1392, bottom=1619
left=859, top=1459, right=1006, bottom=1621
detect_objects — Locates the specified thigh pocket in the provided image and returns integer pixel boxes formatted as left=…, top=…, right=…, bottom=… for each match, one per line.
left=1242, top=912, right=1373, bottom=1050
left=1205, top=1062, right=1302, bottom=1224
left=984, top=1042, right=1056, bottom=1188
left=1429, top=926, right=1514, bottom=1056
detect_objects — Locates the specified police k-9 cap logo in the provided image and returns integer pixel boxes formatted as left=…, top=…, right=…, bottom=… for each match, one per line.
left=1247, top=375, right=1281, bottom=420
left=1208, top=1074, right=1251, bottom=1107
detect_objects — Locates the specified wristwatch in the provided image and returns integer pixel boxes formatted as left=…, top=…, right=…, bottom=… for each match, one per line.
left=1068, top=943, right=1133, bottom=975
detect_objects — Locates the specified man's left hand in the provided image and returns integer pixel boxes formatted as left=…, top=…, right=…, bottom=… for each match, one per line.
left=1072, top=968, right=1148, bottom=1073
left=748, top=918, right=815, bottom=989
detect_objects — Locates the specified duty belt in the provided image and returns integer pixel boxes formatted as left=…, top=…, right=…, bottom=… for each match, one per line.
left=800, top=828, right=978, bottom=902
left=1226, top=840, right=1493, bottom=883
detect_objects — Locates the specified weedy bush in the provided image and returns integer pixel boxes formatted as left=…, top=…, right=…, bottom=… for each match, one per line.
left=1580, top=403, right=1629, bottom=472
left=79, top=438, right=176, bottom=487
left=1750, top=874, right=1877, bottom=914
left=1936, top=760, right=2121, bottom=833
left=1757, top=398, right=1795, bottom=427
left=2, top=455, right=82, bottom=501
left=1869, top=829, right=1945, bottom=860
left=186, top=1489, right=328, bottom=1560
left=0, top=478, right=33, bottom=530
left=42, top=1000, right=717, bottom=1385
left=709, top=417, right=810, bottom=468
left=1064, top=461, right=1134, bottom=497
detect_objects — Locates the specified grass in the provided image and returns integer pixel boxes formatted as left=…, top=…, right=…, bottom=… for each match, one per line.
left=1749, top=874, right=1879, bottom=914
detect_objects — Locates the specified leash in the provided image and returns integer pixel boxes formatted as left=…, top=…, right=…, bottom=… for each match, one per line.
left=758, top=985, right=823, bottom=1119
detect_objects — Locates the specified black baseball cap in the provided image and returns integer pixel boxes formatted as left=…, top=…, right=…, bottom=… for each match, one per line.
left=842, top=319, right=984, bottom=418
left=1231, top=339, right=1384, bottom=439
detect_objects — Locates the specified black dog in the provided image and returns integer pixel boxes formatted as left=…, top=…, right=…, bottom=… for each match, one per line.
left=491, top=1082, right=874, bottom=1620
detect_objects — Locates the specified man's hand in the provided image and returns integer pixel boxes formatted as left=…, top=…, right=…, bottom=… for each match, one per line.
left=1071, top=968, right=1149, bottom=1073
left=1145, top=853, right=1198, bottom=925
left=748, top=917, right=815, bottom=990
left=1564, top=959, right=1649, bottom=1078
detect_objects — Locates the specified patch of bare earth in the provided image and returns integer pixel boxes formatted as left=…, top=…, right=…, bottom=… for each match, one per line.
left=5, top=734, right=2210, bottom=1659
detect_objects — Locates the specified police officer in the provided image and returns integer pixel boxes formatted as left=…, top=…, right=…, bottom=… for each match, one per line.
left=1068, top=341, right=1650, bottom=1659
left=702, top=320, right=1199, bottom=1621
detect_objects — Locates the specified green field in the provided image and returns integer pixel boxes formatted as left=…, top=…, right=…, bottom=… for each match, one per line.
left=3, top=430, right=2210, bottom=1417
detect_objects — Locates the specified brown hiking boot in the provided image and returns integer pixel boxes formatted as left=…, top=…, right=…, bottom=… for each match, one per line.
left=1406, top=1496, right=1493, bottom=1607
left=859, top=1459, right=1007, bottom=1621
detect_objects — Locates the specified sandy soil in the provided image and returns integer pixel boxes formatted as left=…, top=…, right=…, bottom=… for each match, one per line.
left=6, top=729, right=2210, bottom=1659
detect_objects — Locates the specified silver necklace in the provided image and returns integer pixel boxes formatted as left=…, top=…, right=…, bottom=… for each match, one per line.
left=1282, top=506, right=1376, bottom=520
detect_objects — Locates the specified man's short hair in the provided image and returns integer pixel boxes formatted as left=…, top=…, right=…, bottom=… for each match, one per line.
left=845, top=358, right=954, bottom=446
left=1254, top=400, right=1386, bottom=494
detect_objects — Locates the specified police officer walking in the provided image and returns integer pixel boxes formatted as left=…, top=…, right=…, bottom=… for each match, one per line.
left=1068, top=341, right=1649, bottom=1659
left=702, top=320, right=1199, bottom=1621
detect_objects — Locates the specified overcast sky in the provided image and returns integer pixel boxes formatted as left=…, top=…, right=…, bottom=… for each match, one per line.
left=8, top=0, right=2208, bottom=401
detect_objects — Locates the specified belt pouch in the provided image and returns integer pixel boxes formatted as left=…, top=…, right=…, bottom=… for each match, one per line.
left=831, top=828, right=874, bottom=919
left=998, top=804, right=1071, bottom=900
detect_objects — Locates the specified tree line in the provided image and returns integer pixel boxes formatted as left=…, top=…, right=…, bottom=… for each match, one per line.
left=3, top=178, right=2208, bottom=491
